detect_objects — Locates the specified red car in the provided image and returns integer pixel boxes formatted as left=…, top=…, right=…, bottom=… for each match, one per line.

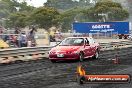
left=49, top=37, right=100, bottom=62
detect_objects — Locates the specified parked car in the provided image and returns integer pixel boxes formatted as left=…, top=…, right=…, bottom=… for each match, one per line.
left=49, top=37, right=100, bottom=63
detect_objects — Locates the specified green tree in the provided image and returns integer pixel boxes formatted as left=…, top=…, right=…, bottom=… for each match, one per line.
left=18, top=1, right=34, bottom=12
left=59, top=7, right=84, bottom=32
left=78, top=0, right=92, bottom=7
left=30, top=7, right=60, bottom=30
left=1, top=0, right=19, bottom=13
left=83, top=1, right=129, bottom=22
left=0, top=0, right=10, bottom=19
left=44, top=0, right=94, bottom=11
left=0, top=0, right=34, bottom=28
left=6, top=12, right=28, bottom=28
left=127, top=0, right=132, bottom=15
left=44, top=0, right=78, bottom=10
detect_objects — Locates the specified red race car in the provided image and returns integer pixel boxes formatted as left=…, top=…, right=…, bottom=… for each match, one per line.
left=49, top=37, right=100, bottom=63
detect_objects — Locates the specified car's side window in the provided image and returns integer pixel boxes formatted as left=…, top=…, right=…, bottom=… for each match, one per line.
left=74, top=38, right=84, bottom=45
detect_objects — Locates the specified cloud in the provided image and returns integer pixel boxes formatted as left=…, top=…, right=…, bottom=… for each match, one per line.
left=26, top=0, right=47, bottom=7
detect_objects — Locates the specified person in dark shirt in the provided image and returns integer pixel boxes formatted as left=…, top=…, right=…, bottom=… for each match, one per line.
left=14, top=27, right=20, bottom=34
left=28, top=27, right=37, bottom=47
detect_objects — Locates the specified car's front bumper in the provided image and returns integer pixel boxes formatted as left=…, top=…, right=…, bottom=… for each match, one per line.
left=49, top=53, right=79, bottom=60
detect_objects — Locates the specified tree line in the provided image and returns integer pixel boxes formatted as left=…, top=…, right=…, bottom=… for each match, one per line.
left=0, top=0, right=129, bottom=32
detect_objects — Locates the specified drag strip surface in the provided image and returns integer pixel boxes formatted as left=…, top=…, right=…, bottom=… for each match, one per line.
left=0, top=47, right=132, bottom=88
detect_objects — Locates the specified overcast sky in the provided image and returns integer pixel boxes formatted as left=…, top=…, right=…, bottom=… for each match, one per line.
left=25, top=0, right=47, bottom=7
left=25, top=0, right=80, bottom=7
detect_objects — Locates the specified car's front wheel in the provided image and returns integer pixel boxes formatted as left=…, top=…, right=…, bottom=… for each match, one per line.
left=79, top=53, right=84, bottom=62
left=77, top=76, right=85, bottom=85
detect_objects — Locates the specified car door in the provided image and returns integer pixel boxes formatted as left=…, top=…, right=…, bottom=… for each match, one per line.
left=88, top=38, right=96, bottom=56
left=83, top=38, right=92, bottom=57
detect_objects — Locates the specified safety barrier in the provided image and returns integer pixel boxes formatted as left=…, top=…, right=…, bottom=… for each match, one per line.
left=0, top=40, right=132, bottom=64
left=100, top=40, right=132, bottom=50
left=0, top=46, right=51, bottom=64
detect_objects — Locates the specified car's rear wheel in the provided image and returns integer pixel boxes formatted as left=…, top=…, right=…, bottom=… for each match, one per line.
left=92, top=50, right=99, bottom=59
left=79, top=52, right=84, bottom=62
left=77, top=76, right=85, bottom=85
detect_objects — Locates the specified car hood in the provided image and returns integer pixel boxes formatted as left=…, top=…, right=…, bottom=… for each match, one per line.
left=50, top=46, right=81, bottom=52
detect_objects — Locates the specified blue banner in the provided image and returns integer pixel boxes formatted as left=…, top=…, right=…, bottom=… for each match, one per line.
left=73, top=22, right=129, bottom=34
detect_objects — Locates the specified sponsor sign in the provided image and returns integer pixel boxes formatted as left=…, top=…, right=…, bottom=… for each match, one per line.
left=73, top=22, right=129, bottom=34
left=84, top=74, right=130, bottom=83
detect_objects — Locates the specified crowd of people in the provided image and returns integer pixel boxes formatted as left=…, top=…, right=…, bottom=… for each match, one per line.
left=50, top=31, right=63, bottom=42
left=0, top=26, right=37, bottom=48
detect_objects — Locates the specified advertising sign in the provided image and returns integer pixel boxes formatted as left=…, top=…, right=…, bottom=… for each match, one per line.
left=73, top=22, right=129, bottom=34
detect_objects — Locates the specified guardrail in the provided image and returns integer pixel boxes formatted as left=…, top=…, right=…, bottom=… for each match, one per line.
left=100, top=41, right=132, bottom=50
left=0, top=46, right=51, bottom=64
left=0, top=40, right=132, bottom=64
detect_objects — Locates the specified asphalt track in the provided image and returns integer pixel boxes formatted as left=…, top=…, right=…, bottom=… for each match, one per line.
left=0, top=47, right=132, bottom=88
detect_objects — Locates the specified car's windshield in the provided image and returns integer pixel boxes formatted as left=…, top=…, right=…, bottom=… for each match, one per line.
left=59, top=38, right=84, bottom=46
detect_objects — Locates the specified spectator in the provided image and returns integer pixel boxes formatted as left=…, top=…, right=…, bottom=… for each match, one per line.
left=28, top=27, right=37, bottom=47
left=14, top=27, right=21, bottom=47
left=21, top=32, right=27, bottom=47
left=10, top=35, right=18, bottom=47
left=50, top=35, right=56, bottom=42
left=19, top=32, right=27, bottom=47
left=0, top=26, right=4, bottom=39
left=14, top=27, right=20, bottom=34
left=55, top=31, right=63, bottom=42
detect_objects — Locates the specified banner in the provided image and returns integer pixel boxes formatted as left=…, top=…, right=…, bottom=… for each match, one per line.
left=73, top=22, right=129, bottom=34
